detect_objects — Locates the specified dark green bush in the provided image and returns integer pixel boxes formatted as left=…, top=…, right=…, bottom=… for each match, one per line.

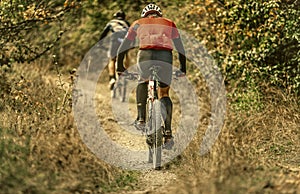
left=186, top=0, right=300, bottom=95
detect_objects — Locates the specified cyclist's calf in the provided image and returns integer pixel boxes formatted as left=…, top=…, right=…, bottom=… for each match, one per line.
left=158, top=86, right=170, bottom=99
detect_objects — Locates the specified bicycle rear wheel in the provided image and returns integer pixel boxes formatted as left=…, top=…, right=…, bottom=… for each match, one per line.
left=147, top=99, right=163, bottom=170
left=112, top=77, right=127, bottom=102
left=120, top=78, right=127, bottom=102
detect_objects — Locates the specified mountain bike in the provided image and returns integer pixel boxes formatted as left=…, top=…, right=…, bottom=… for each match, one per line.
left=145, top=65, right=164, bottom=170
left=124, top=66, right=181, bottom=170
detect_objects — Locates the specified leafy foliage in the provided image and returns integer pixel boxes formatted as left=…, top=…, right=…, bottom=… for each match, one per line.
left=185, top=0, right=300, bottom=95
left=0, top=0, right=81, bottom=65
left=0, top=1, right=299, bottom=193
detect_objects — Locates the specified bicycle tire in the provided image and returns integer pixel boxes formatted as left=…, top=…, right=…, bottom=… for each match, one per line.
left=121, top=78, right=127, bottom=102
left=112, top=77, right=127, bottom=102
left=148, top=99, right=163, bottom=170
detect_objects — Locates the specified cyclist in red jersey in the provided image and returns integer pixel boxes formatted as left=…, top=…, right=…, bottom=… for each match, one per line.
left=117, top=3, right=186, bottom=149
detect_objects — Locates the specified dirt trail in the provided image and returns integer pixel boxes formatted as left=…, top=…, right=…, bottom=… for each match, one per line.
left=94, top=77, right=182, bottom=193
left=71, top=70, right=192, bottom=193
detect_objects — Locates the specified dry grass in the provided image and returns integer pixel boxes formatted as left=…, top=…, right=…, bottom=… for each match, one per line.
left=1, top=62, right=299, bottom=193
left=165, top=83, right=300, bottom=194
left=0, top=63, right=137, bottom=194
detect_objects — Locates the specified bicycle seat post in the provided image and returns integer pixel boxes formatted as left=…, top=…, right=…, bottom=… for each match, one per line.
left=149, top=66, right=160, bottom=100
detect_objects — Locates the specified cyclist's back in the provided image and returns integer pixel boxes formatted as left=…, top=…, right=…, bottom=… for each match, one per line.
left=99, top=10, right=130, bottom=93
left=105, top=18, right=129, bottom=42
left=126, top=17, right=179, bottom=51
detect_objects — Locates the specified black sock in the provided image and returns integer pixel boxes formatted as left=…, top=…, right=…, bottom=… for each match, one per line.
left=136, top=82, right=148, bottom=121
left=160, top=96, right=173, bottom=136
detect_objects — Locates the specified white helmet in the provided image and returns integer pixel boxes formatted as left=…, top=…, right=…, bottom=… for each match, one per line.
left=141, top=3, right=162, bottom=18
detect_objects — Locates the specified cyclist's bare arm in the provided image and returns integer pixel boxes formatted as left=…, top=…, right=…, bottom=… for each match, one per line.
left=173, top=37, right=186, bottom=75
left=99, top=25, right=110, bottom=40
left=117, top=38, right=133, bottom=72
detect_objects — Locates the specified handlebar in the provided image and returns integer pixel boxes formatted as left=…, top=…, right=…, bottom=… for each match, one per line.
left=119, top=72, right=139, bottom=80
left=119, top=70, right=185, bottom=81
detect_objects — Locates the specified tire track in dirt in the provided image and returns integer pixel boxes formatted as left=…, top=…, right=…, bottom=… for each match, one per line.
left=94, top=78, right=180, bottom=193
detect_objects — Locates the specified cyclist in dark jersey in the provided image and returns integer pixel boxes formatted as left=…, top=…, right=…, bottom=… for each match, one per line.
left=99, top=10, right=130, bottom=93
left=117, top=3, right=186, bottom=149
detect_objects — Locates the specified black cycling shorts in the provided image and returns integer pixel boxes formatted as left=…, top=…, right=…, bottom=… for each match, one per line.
left=137, top=49, right=173, bottom=88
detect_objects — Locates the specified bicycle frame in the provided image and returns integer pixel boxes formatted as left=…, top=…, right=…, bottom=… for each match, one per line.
left=147, top=67, right=159, bottom=101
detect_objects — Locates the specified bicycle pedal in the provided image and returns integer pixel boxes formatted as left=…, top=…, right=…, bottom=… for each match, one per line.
left=163, top=137, right=174, bottom=150
left=133, top=120, right=146, bottom=132
left=146, top=137, right=153, bottom=146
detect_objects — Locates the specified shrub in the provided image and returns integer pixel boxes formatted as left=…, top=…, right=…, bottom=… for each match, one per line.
left=185, top=0, right=300, bottom=95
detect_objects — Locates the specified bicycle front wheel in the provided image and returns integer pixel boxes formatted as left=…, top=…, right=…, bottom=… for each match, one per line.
left=148, top=99, right=163, bottom=170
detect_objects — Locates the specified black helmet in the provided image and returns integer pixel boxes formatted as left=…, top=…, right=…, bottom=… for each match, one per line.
left=113, top=10, right=126, bottom=19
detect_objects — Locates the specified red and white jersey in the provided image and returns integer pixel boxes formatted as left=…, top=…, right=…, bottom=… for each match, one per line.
left=126, top=16, right=180, bottom=50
